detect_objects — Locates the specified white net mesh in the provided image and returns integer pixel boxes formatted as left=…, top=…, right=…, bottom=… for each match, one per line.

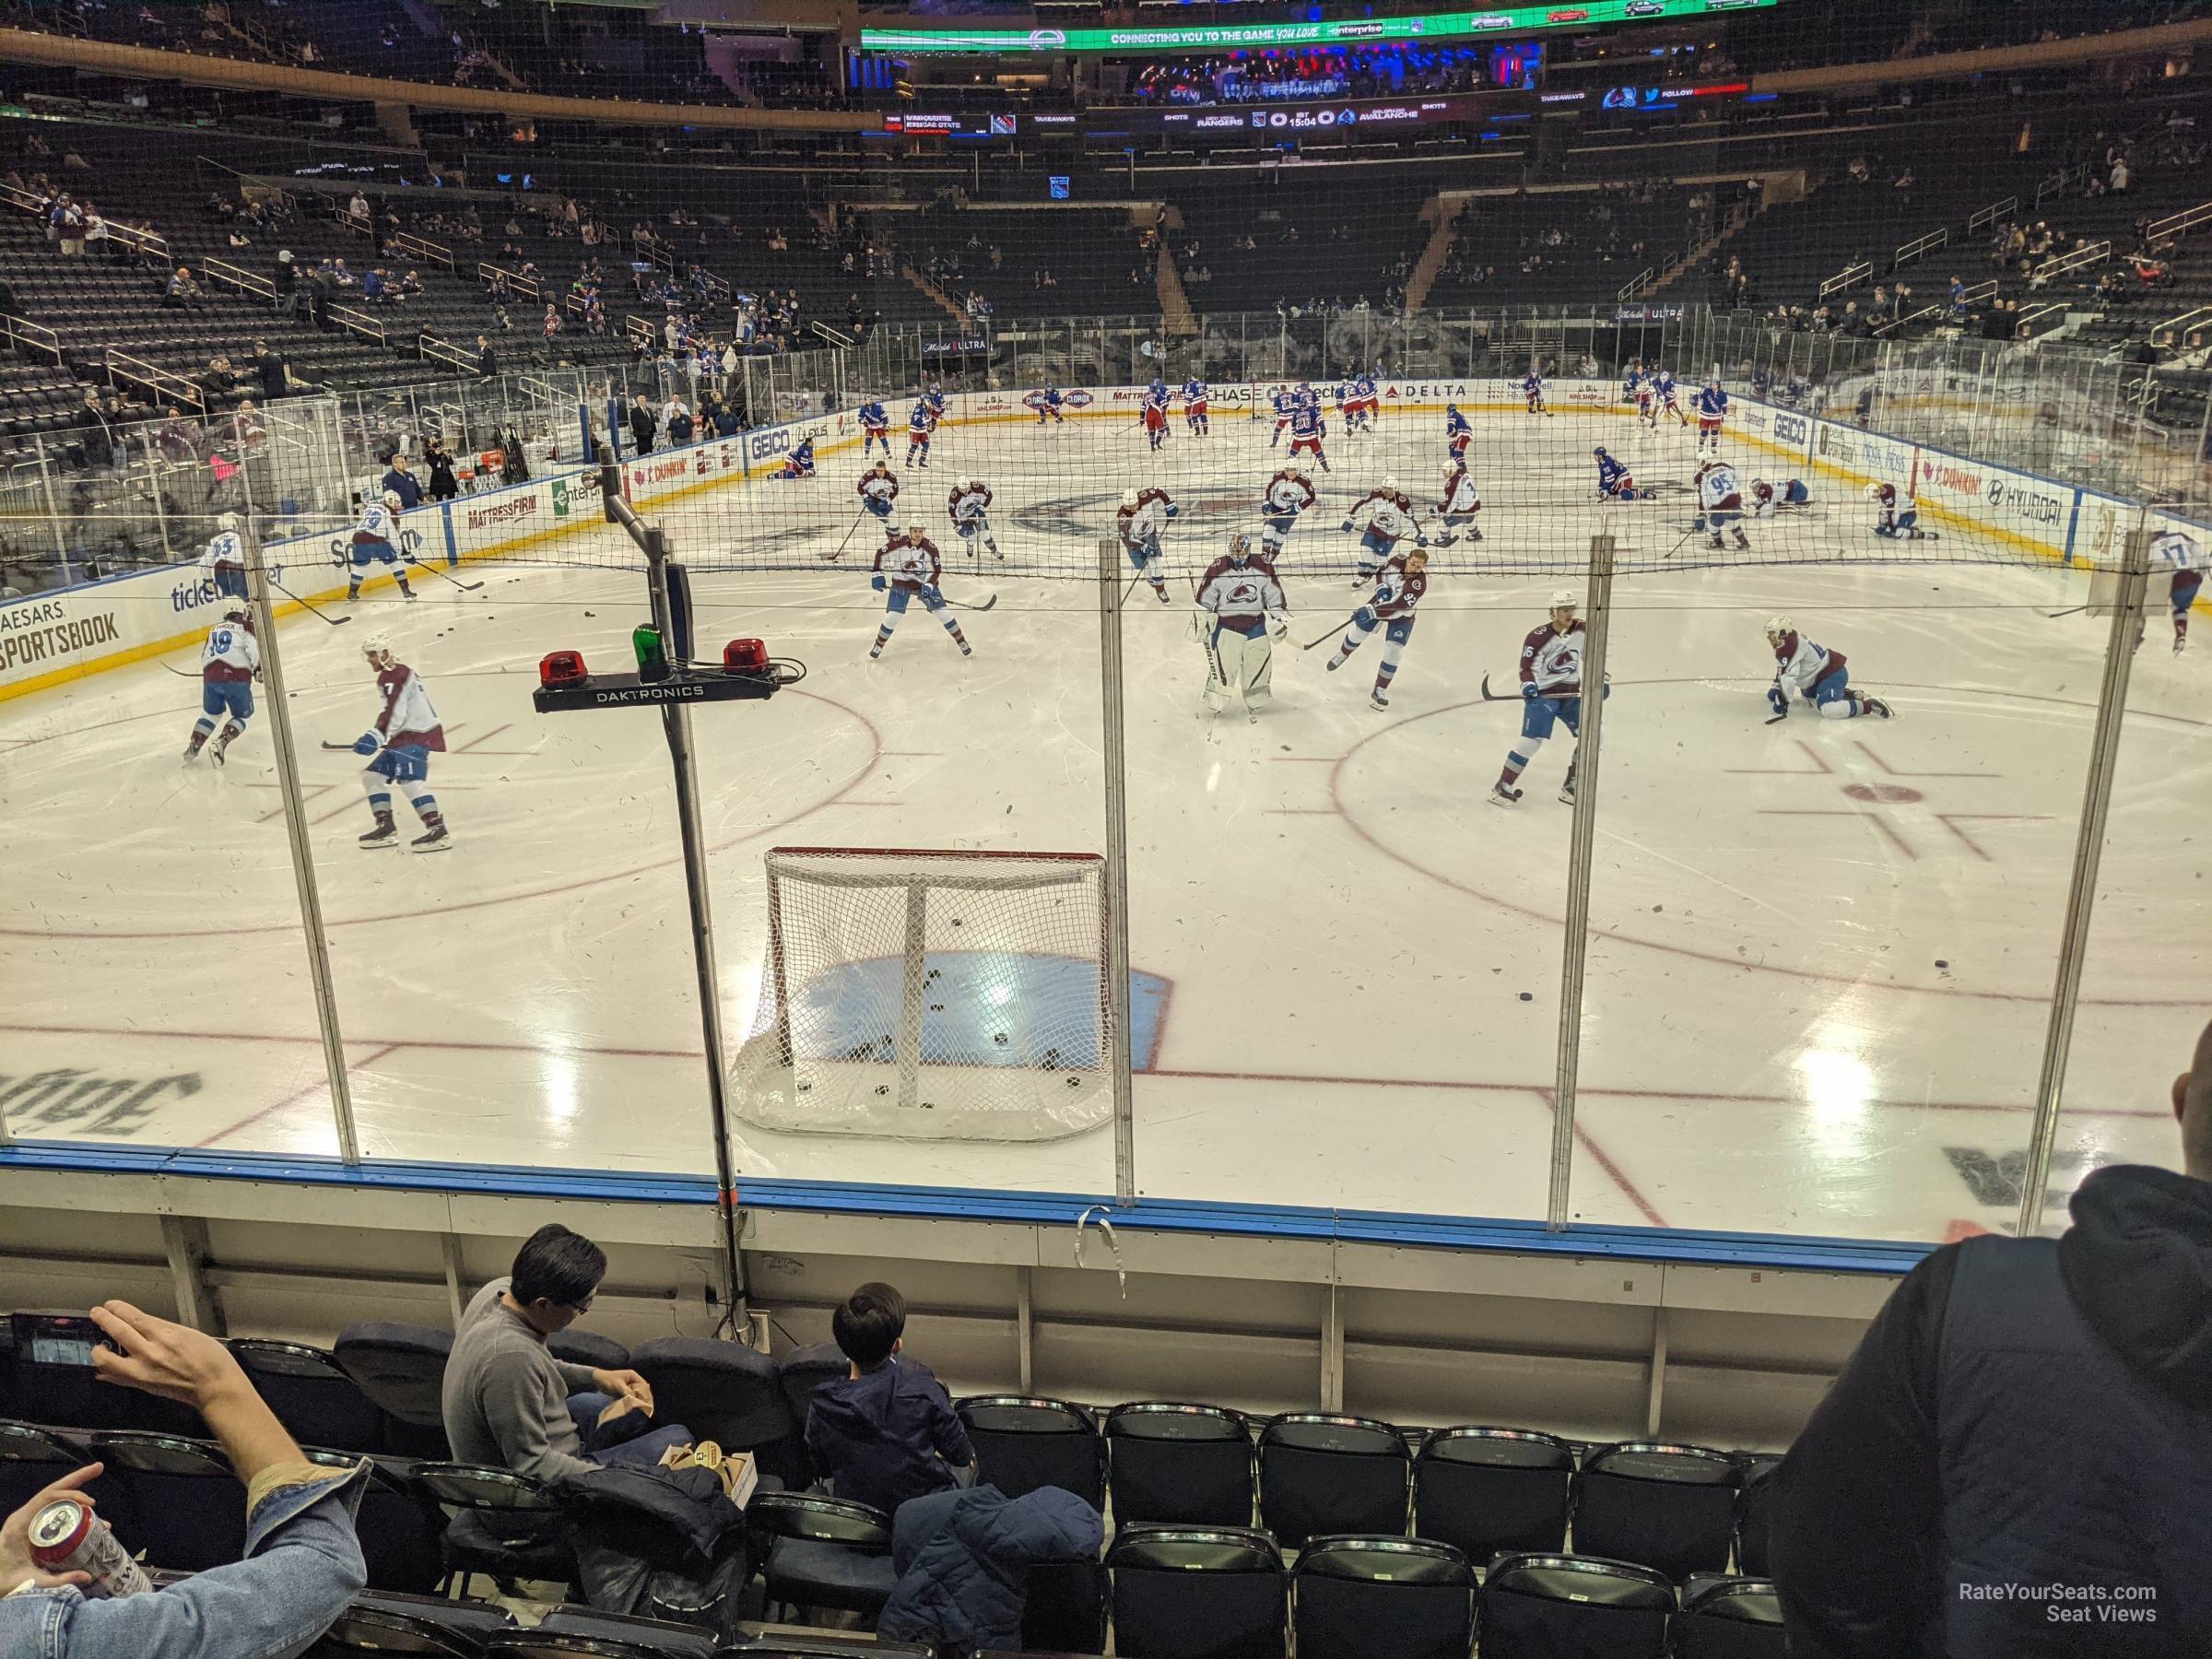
left=729, top=847, right=1111, bottom=1142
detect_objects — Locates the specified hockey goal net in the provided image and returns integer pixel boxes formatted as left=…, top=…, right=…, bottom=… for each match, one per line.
left=728, top=847, right=1112, bottom=1142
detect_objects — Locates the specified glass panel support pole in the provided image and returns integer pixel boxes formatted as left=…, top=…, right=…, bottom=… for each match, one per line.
left=1097, top=535, right=1137, bottom=1207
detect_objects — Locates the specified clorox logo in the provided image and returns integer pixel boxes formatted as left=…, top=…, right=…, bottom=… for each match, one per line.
left=1065, top=390, right=1094, bottom=408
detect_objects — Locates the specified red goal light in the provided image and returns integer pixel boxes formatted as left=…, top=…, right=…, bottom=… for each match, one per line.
left=723, top=638, right=769, bottom=676
left=539, top=649, right=590, bottom=688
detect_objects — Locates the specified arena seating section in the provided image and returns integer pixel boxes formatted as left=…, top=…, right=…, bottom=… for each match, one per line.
left=0, top=1306, right=1786, bottom=1657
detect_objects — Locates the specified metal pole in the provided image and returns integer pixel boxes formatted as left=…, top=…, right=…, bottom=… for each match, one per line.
left=241, top=507, right=361, bottom=1164
left=1096, top=535, right=1137, bottom=1207
left=143, top=432, right=171, bottom=560
left=2015, top=523, right=2150, bottom=1240
left=31, top=435, right=65, bottom=574
left=1547, top=535, right=1617, bottom=1231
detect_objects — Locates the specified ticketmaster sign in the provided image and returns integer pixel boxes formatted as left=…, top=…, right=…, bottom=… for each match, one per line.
left=863, top=0, right=1775, bottom=55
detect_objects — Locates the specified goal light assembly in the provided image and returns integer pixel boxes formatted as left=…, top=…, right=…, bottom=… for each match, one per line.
left=530, top=632, right=803, bottom=712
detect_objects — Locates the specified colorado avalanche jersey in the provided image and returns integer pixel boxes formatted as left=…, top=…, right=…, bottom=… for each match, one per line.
left=1519, top=620, right=1586, bottom=697
left=1118, top=488, right=1173, bottom=548
left=1370, top=554, right=1428, bottom=622
left=353, top=503, right=396, bottom=543
left=1195, top=555, right=1286, bottom=635
left=374, top=663, right=445, bottom=750
left=1348, top=490, right=1417, bottom=544
left=200, top=531, right=244, bottom=574
left=1697, top=463, right=1744, bottom=512
left=1773, top=632, right=1846, bottom=699
left=1440, top=468, right=1481, bottom=514
left=1265, top=471, right=1317, bottom=517
left=2151, top=531, right=2205, bottom=571
left=201, top=618, right=258, bottom=683
left=858, top=470, right=900, bottom=509
left=874, top=533, right=944, bottom=592
left=948, top=485, right=992, bottom=525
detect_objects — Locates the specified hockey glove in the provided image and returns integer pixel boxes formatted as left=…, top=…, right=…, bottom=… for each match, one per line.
left=351, top=733, right=381, bottom=756
left=1352, top=606, right=1378, bottom=630
left=1270, top=614, right=1289, bottom=641
left=1768, top=685, right=1788, bottom=717
left=1338, top=520, right=1356, bottom=535
left=1164, top=502, right=1180, bottom=518
left=922, top=585, right=945, bottom=606
left=870, top=574, right=887, bottom=591
left=1521, top=682, right=1539, bottom=701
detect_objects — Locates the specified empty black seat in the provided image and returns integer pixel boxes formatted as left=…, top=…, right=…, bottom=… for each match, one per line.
left=1571, top=1442, right=1740, bottom=1581
left=1257, top=1414, right=1407, bottom=1549
left=83, top=1431, right=246, bottom=1572
left=1674, top=1576, right=1786, bottom=1659
left=0, top=1419, right=88, bottom=1517
left=333, top=1323, right=453, bottom=1458
left=12, top=1312, right=203, bottom=1437
left=1480, top=1552, right=1675, bottom=1659
left=1292, top=1535, right=1473, bottom=1659
left=482, top=1606, right=720, bottom=1656
left=957, top=1396, right=1104, bottom=1509
left=302, top=1447, right=443, bottom=1595
left=546, top=1330, right=629, bottom=1374
left=1024, top=1553, right=1109, bottom=1655
left=1109, top=1525, right=1286, bottom=1659
left=771, top=1342, right=846, bottom=1488
left=1412, top=1427, right=1574, bottom=1564
left=630, top=1336, right=790, bottom=1454
left=232, top=1338, right=385, bottom=1454
left=412, top=1462, right=573, bottom=1597
left=306, top=1588, right=516, bottom=1655
left=1105, top=1403, right=1253, bottom=1527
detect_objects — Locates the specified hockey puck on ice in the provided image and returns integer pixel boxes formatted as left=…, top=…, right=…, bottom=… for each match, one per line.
left=1519, top=992, right=1533, bottom=1002
left=1935, top=959, right=1949, bottom=969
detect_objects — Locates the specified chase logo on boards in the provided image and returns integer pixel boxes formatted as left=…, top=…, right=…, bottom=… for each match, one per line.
left=1773, top=412, right=1807, bottom=444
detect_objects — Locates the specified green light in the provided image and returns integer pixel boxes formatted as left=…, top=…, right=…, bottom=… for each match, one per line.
left=632, top=623, right=668, bottom=681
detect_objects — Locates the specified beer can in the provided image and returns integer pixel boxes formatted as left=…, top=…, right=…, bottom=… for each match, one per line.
left=26, top=1498, right=153, bottom=1599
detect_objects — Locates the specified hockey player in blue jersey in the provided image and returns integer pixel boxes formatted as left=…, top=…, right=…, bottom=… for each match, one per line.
left=1444, top=403, right=1471, bottom=465
left=1594, top=447, right=1648, bottom=501
left=1143, top=380, right=1171, bottom=452
left=1270, top=386, right=1299, bottom=448
left=925, top=383, right=949, bottom=419
left=774, top=437, right=817, bottom=480
left=1621, top=361, right=1644, bottom=406
left=1182, top=377, right=1209, bottom=436
left=1522, top=368, right=1546, bottom=417
left=1286, top=402, right=1329, bottom=472
left=905, top=398, right=936, bottom=468
left=858, top=399, right=891, bottom=458
left=1693, top=378, right=1729, bottom=454
left=1033, top=383, right=1065, bottom=426
left=1652, top=368, right=1686, bottom=427
left=1347, top=371, right=1379, bottom=432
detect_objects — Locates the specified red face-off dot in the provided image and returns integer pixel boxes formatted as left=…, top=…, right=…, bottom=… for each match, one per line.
left=1841, top=782, right=1924, bottom=804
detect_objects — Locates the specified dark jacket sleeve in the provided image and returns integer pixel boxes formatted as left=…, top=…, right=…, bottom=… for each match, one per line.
left=1771, top=1244, right=1958, bottom=1658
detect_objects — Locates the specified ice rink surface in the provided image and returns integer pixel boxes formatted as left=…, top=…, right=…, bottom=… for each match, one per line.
left=4, top=403, right=2206, bottom=1243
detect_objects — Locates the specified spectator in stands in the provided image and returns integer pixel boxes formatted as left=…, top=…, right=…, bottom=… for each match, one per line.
left=477, top=335, right=498, bottom=379
left=361, top=267, right=388, bottom=305
left=709, top=398, right=742, bottom=438
left=2110, top=154, right=2131, bottom=194
left=664, top=398, right=694, bottom=446
left=441, top=1224, right=689, bottom=1484
left=381, top=453, right=423, bottom=512
left=0, top=1300, right=368, bottom=1657
left=1772, top=1013, right=2212, bottom=1656
left=422, top=436, right=459, bottom=502
left=806, top=1281, right=975, bottom=1514
left=629, top=394, right=657, bottom=456
left=251, top=342, right=288, bottom=403
left=162, top=265, right=206, bottom=312
left=396, top=269, right=423, bottom=303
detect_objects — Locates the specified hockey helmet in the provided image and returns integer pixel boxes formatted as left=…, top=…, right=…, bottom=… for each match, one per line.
left=1549, top=589, right=1579, bottom=610
left=1764, top=615, right=1794, bottom=643
left=361, top=630, right=394, bottom=663
left=382, top=489, right=402, bottom=509
left=222, top=603, right=251, bottom=626
left=1593, top=446, right=1608, bottom=458
left=1120, top=488, right=1139, bottom=509
left=217, top=512, right=241, bottom=532
left=1382, top=475, right=1400, bottom=494
left=1863, top=482, right=1885, bottom=499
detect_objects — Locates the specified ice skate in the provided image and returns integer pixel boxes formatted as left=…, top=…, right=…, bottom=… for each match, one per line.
left=1488, top=782, right=1522, bottom=808
left=359, top=820, right=399, bottom=850
left=411, top=824, right=452, bottom=853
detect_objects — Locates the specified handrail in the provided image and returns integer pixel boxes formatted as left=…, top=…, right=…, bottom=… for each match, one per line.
left=2150, top=305, right=2212, bottom=347
left=329, top=303, right=387, bottom=345
left=2143, top=196, right=2212, bottom=244
left=203, top=256, right=275, bottom=300
left=1967, top=195, right=2018, bottom=235
left=625, top=314, right=655, bottom=346
left=1957, top=278, right=1998, bottom=306
left=1872, top=301, right=1943, bottom=338
left=107, top=221, right=170, bottom=265
left=808, top=320, right=853, bottom=349
left=0, top=312, right=60, bottom=361
left=2033, top=161, right=2087, bottom=209
left=1818, top=260, right=1873, bottom=300
left=335, top=208, right=374, bottom=238
left=2030, top=239, right=2110, bottom=283
left=1892, top=227, right=1947, bottom=268
left=1616, top=266, right=1654, bottom=301
left=418, top=332, right=474, bottom=371
left=2015, top=300, right=2067, bottom=338
left=105, top=348, right=206, bottom=413
left=387, top=230, right=453, bottom=272
left=478, top=261, right=539, bottom=300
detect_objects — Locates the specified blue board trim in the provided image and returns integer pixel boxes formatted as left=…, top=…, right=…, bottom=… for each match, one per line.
left=0, top=1145, right=1935, bottom=1275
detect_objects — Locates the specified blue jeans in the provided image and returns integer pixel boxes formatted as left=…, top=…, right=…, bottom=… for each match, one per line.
left=567, top=1392, right=696, bottom=1469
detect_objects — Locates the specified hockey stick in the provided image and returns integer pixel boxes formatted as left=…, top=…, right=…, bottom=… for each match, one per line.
left=270, top=576, right=351, bottom=626
left=1301, top=619, right=1352, bottom=653
left=1763, top=712, right=1789, bottom=725
left=412, top=558, right=485, bottom=594
left=159, top=660, right=197, bottom=677
left=1478, top=673, right=1515, bottom=702
left=321, top=740, right=368, bottom=752
left=2045, top=604, right=2087, bottom=618
left=941, top=588, right=997, bottom=612
left=825, top=504, right=869, bottom=563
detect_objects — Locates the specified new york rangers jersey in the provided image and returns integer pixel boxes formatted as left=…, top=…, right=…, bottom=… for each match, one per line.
left=1596, top=453, right=1633, bottom=496
left=1772, top=632, right=1847, bottom=699
left=1445, top=406, right=1472, bottom=441
left=874, top=532, right=944, bottom=592
left=201, top=618, right=258, bottom=682
left=948, top=483, right=992, bottom=525
left=1622, top=368, right=1644, bottom=400
left=1272, top=389, right=1299, bottom=424
left=1351, top=373, right=1377, bottom=404
left=1519, top=620, right=1586, bottom=698
left=1288, top=406, right=1324, bottom=441
left=1694, top=384, right=1729, bottom=421
left=907, top=401, right=935, bottom=436
left=1370, top=554, right=1428, bottom=622
left=1182, top=379, right=1208, bottom=407
left=1697, top=462, right=1744, bottom=512
left=859, top=401, right=888, bottom=431
left=1195, top=553, right=1286, bottom=635
left=1144, top=382, right=1170, bottom=413
left=374, top=663, right=445, bottom=750
left=1440, top=467, right=1481, bottom=514
left=353, top=502, right=396, bottom=543
left=1653, top=371, right=1678, bottom=404
left=1265, top=470, right=1317, bottom=519
left=1522, top=371, right=1544, bottom=397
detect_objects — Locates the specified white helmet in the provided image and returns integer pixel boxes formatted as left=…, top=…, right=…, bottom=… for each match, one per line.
left=222, top=603, right=251, bottom=625
left=382, top=489, right=401, bottom=510
left=1549, top=589, right=1579, bottom=610
left=217, top=512, right=240, bottom=532
left=966, top=477, right=982, bottom=490
left=1120, top=488, right=1138, bottom=509
left=1765, top=615, right=1794, bottom=641
left=1863, top=482, right=1885, bottom=500
left=361, top=631, right=394, bottom=661
left=1382, top=475, right=1400, bottom=494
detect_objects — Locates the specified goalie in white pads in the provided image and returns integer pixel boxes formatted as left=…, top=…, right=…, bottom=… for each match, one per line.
left=1194, top=532, right=1288, bottom=718
left=1492, top=591, right=1606, bottom=808
left=869, top=529, right=972, bottom=661
left=353, top=633, right=451, bottom=851
left=1342, top=475, right=1426, bottom=583
left=1117, top=487, right=1178, bottom=603
left=1326, top=548, right=1428, bottom=710
left=1694, top=459, right=1752, bottom=552
left=182, top=604, right=258, bottom=766
left=1434, top=464, right=1483, bottom=546
left=947, top=477, right=1001, bottom=559
left=1765, top=618, right=1892, bottom=720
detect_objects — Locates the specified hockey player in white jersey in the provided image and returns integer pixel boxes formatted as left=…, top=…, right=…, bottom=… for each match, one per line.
left=1866, top=481, right=1936, bottom=540
left=345, top=491, right=415, bottom=603
left=856, top=462, right=901, bottom=535
left=1326, top=548, right=1428, bottom=710
left=1342, top=476, right=1425, bottom=584
left=353, top=632, right=451, bottom=851
left=199, top=512, right=248, bottom=601
left=182, top=604, right=259, bottom=766
left=1261, top=467, right=1317, bottom=541
left=1748, top=477, right=1811, bottom=516
left=1116, top=487, right=1178, bottom=603
left=1694, top=459, right=1752, bottom=552
left=1765, top=618, right=1892, bottom=721
left=1491, top=591, right=1606, bottom=807
left=2146, top=529, right=2205, bottom=654
left=870, top=529, right=972, bottom=661
left=1434, top=464, right=1482, bottom=546
left=1194, top=532, right=1288, bottom=719
left=947, top=477, right=1001, bottom=559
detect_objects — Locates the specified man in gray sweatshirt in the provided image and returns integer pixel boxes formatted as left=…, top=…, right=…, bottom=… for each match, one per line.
left=442, top=1223, right=692, bottom=1481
